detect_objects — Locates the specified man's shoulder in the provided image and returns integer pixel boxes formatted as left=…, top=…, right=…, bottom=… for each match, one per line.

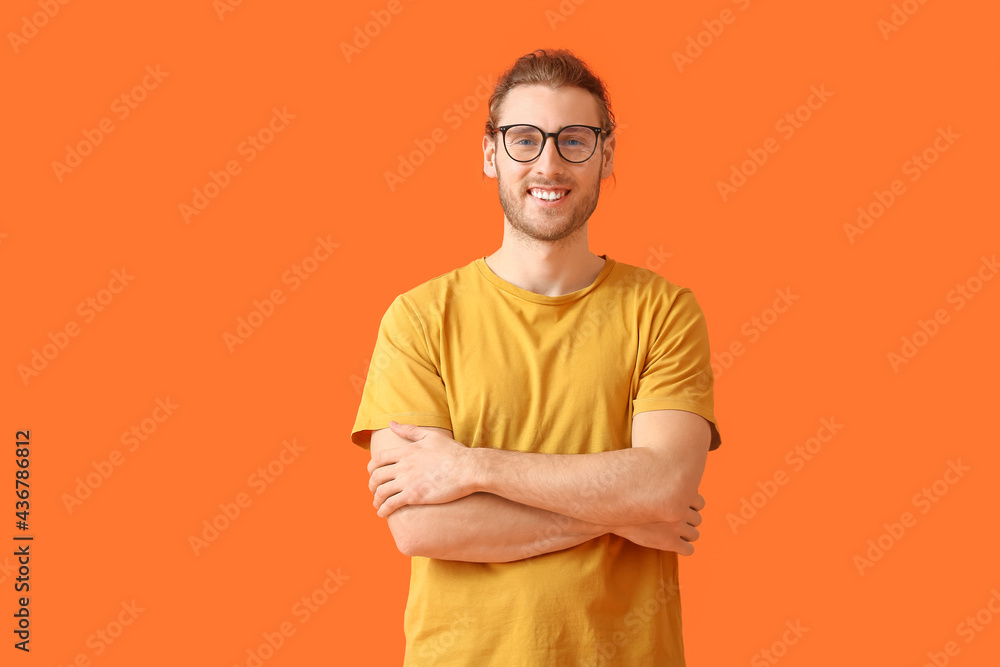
left=393, top=256, right=481, bottom=314
left=604, top=258, right=692, bottom=302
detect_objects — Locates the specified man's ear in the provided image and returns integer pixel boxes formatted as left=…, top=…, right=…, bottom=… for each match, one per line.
left=600, top=132, right=616, bottom=180
left=483, top=134, right=498, bottom=179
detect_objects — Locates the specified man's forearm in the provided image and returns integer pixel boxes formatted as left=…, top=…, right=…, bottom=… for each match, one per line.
left=389, top=491, right=610, bottom=563
left=469, top=446, right=680, bottom=526
left=371, top=420, right=704, bottom=532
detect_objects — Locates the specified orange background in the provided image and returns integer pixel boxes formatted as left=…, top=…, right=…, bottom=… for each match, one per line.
left=3, top=0, right=999, bottom=664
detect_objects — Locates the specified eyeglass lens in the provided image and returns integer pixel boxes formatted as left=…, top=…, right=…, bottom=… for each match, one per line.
left=504, top=125, right=598, bottom=162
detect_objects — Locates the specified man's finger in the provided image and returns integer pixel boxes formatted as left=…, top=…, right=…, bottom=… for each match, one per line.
left=367, top=447, right=404, bottom=475
left=389, top=420, right=428, bottom=442
left=368, top=468, right=388, bottom=495
left=389, top=420, right=414, bottom=432
left=377, top=491, right=407, bottom=518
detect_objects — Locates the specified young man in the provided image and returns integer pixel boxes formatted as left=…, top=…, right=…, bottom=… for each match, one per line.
left=351, top=48, right=722, bottom=666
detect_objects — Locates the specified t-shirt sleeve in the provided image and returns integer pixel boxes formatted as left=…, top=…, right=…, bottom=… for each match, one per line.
left=632, top=288, right=722, bottom=451
left=350, top=294, right=453, bottom=449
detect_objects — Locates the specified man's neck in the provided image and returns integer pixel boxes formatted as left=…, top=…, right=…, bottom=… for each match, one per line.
left=485, top=234, right=606, bottom=297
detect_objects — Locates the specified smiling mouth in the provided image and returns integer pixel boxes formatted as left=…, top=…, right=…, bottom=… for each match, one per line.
left=528, top=187, right=570, bottom=201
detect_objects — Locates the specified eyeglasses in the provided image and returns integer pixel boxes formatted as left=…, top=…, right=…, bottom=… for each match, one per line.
left=492, top=124, right=606, bottom=163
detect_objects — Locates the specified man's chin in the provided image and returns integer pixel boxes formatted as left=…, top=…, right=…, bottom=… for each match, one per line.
left=508, top=215, right=585, bottom=243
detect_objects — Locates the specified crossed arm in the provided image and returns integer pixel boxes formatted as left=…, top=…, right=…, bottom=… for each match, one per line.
left=366, top=409, right=712, bottom=563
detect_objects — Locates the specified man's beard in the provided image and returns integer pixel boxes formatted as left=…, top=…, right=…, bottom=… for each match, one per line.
left=496, top=168, right=601, bottom=245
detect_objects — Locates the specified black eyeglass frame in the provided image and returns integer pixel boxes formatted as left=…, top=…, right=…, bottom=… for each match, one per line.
left=492, top=124, right=607, bottom=163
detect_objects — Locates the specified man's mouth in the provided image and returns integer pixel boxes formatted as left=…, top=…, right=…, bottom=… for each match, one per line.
left=528, top=187, right=570, bottom=202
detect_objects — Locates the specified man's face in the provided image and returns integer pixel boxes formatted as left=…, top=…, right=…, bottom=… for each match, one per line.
left=483, top=85, right=615, bottom=244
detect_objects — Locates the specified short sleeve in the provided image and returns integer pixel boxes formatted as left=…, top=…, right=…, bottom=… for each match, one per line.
left=632, top=288, right=722, bottom=451
left=350, top=295, right=453, bottom=449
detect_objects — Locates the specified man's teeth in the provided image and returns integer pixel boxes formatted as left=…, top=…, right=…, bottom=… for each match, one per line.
left=529, top=188, right=568, bottom=201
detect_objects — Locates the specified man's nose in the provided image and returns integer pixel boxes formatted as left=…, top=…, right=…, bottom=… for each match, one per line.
left=533, top=137, right=566, bottom=176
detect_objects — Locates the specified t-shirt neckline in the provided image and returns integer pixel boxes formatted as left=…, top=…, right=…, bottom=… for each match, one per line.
left=474, top=254, right=615, bottom=305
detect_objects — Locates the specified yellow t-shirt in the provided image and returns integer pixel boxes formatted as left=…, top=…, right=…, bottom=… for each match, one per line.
left=351, top=254, right=721, bottom=666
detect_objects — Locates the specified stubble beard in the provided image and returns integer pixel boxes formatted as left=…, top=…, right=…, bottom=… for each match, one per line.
left=496, top=167, right=602, bottom=247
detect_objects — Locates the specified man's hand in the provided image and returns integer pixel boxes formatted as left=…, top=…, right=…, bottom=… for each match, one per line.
left=367, top=420, right=475, bottom=518
left=612, top=493, right=705, bottom=556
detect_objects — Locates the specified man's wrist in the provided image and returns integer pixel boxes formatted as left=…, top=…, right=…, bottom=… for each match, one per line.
left=464, top=445, right=493, bottom=496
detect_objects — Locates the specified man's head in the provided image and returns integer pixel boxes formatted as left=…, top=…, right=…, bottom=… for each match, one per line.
left=482, top=49, right=616, bottom=246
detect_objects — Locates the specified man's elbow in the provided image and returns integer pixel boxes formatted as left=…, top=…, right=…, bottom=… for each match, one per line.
left=386, top=506, right=430, bottom=557
left=652, top=477, right=703, bottom=524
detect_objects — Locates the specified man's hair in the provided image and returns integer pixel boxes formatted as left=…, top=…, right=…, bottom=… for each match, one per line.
left=484, top=48, right=616, bottom=137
